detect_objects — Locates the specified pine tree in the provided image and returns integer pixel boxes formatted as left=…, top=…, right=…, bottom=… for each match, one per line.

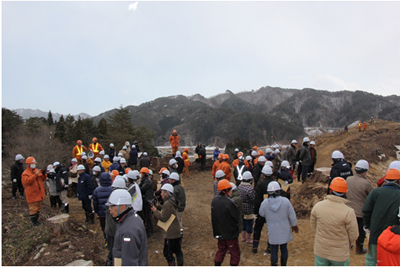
left=2, top=108, right=24, bottom=134
left=47, top=110, right=54, bottom=126
left=54, top=115, right=66, bottom=143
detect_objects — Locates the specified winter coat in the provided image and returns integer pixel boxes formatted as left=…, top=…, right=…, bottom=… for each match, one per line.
left=238, top=181, right=255, bottom=215
left=129, top=147, right=138, bottom=165
left=101, top=160, right=112, bottom=173
left=310, top=195, right=358, bottom=262
left=119, top=150, right=129, bottom=161
left=169, top=134, right=179, bottom=148
left=212, top=160, right=221, bottom=178
left=182, top=152, right=191, bottom=167
left=21, top=167, right=47, bottom=203
left=330, top=159, right=353, bottom=180
left=77, top=172, right=93, bottom=201
left=310, top=147, right=317, bottom=164
left=128, top=182, right=143, bottom=212
left=153, top=195, right=181, bottom=239
left=233, top=163, right=248, bottom=182
left=139, top=156, right=151, bottom=169
left=108, top=162, right=119, bottom=172
left=93, top=173, right=112, bottom=217
left=46, top=175, right=59, bottom=196
left=11, top=161, right=24, bottom=182
left=231, top=189, right=243, bottom=232
left=211, top=194, right=240, bottom=240
left=113, top=209, right=148, bottom=266
left=254, top=176, right=274, bottom=214
left=276, top=168, right=293, bottom=195
left=346, top=173, right=373, bottom=218
left=377, top=226, right=400, bottom=266
left=105, top=190, right=118, bottom=237
left=172, top=181, right=186, bottom=212
left=265, top=153, right=275, bottom=161
left=108, top=148, right=116, bottom=162
left=198, top=146, right=206, bottom=160
left=117, top=165, right=127, bottom=176
left=69, top=164, right=78, bottom=183
left=363, top=183, right=400, bottom=244
left=139, top=176, right=154, bottom=204
left=298, top=144, right=311, bottom=166
left=213, top=149, right=221, bottom=161
left=91, top=173, right=101, bottom=190
left=259, top=196, right=297, bottom=245
left=272, top=154, right=282, bottom=173
left=175, top=156, right=184, bottom=174
left=252, top=162, right=264, bottom=188
left=286, top=145, right=297, bottom=166
left=217, top=161, right=232, bottom=182
left=55, top=165, right=69, bottom=192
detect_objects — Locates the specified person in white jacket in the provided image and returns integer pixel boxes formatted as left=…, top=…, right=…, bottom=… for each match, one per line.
left=126, top=170, right=143, bottom=212
left=259, top=181, right=298, bottom=266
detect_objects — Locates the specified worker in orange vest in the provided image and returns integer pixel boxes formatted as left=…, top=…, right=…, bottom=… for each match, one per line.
left=88, top=137, right=104, bottom=159
left=72, top=140, right=87, bottom=164
left=358, top=121, right=362, bottom=132
left=169, top=130, right=179, bottom=157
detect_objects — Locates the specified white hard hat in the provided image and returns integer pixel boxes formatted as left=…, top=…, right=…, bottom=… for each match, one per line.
left=245, top=156, right=252, bottom=161
left=229, top=182, right=237, bottom=191
left=106, top=189, right=132, bottom=206
left=239, top=156, right=244, bottom=161
left=110, top=143, right=114, bottom=147
left=46, top=164, right=54, bottom=172
left=132, top=144, right=136, bottom=148
left=53, top=161, right=60, bottom=167
left=120, top=158, right=126, bottom=164
left=265, top=161, right=273, bottom=167
left=122, top=146, right=127, bottom=150
left=143, top=152, right=148, bottom=156
left=118, top=152, right=123, bottom=157
left=267, top=181, right=281, bottom=192
left=303, top=137, right=310, bottom=143
left=15, top=154, right=25, bottom=161
left=242, top=171, right=253, bottom=180
left=113, top=156, right=119, bottom=162
left=274, top=149, right=280, bottom=154
left=148, top=169, right=153, bottom=175
left=127, top=170, right=140, bottom=180
left=71, top=158, right=78, bottom=163
left=265, top=148, right=273, bottom=154
left=388, top=161, right=400, bottom=172
left=81, top=152, right=86, bottom=156
left=291, top=140, right=297, bottom=144
left=258, top=156, right=266, bottom=162
left=310, top=141, right=316, bottom=145
left=81, top=155, right=87, bottom=160
left=169, top=159, right=177, bottom=166
left=215, top=170, right=226, bottom=178
left=331, top=150, right=344, bottom=159
left=112, top=177, right=128, bottom=189
left=261, top=165, right=273, bottom=175
left=251, top=151, right=257, bottom=156
left=162, top=169, right=171, bottom=176
left=99, top=150, right=105, bottom=155
left=169, top=172, right=180, bottom=181
left=94, top=157, right=102, bottom=163
left=234, top=148, right=239, bottom=152
left=281, top=161, right=290, bottom=168
left=104, top=155, right=109, bottom=159
left=93, top=166, right=101, bottom=172
left=77, top=165, right=85, bottom=171
left=161, top=183, right=174, bottom=194
left=48, top=168, right=55, bottom=174
left=355, top=160, right=369, bottom=170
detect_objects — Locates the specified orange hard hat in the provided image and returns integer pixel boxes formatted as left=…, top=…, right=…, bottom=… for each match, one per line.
left=223, top=154, right=230, bottom=160
left=237, top=152, right=243, bottom=157
left=159, top=167, right=168, bottom=174
left=26, top=157, right=37, bottom=164
left=125, top=168, right=132, bottom=174
left=329, top=177, right=348, bottom=193
left=218, top=153, right=224, bottom=160
left=184, top=148, right=189, bottom=152
left=258, top=150, right=263, bottom=156
left=217, top=179, right=232, bottom=191
left=77, top=140, right=82, bottom=145
left=385, top=168, right=400, bottom=180
left=253, top=146, right=258, bottom=150
left=140, top=167, right=149, bottom=174
left=92, top=137, right=97, bottom=142
left=111, top=170, right=119, bottom=178
left=173, top=129, right=177, bottom=134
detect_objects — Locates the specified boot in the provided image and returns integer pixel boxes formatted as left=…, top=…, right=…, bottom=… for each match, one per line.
left=241, top=231, right=246, bottom=242
left=62, top=204, right=69, bottom=213
left=87, top=213, right=94, bottom=224
left=29, top=214, right=37, bottom=226
left=176, top=254, right=184, bottom=266
left=271, top=261, right=278, bottom=266
left=35, top=213, right=42, bottom=226
left=214, top=262, right=221, bottom=266
left=355, top=245, right=367, bottom=254
left=105, top=259, right=113, bottom=266
left=167, top=260, right=175, bottom=266
left=252, top=240, right=259, bottom=254
left=281, top=257, right=288, bottom=266
left=246, top=232, right=253, bottom=245
left=85, top=212, right=90, bottom=222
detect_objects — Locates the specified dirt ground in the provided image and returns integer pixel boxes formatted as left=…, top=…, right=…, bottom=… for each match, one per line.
left=2, top=119, right=400, bottom=266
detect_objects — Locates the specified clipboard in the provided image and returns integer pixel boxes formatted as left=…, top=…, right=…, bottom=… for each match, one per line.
left=157, top=214, right=176, bottom=232
left=277, top=179, right=290, bottom=192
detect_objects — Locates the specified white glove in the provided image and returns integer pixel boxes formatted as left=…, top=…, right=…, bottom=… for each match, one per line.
left=12, top=179, right=17, bottom=183
left=363, top=226, right=370, bottom=234
left=296, top=161, right=299, bottom=165
left=88, top=195, right=92, bottom=200
left=284, top=181, right=288, bottom=185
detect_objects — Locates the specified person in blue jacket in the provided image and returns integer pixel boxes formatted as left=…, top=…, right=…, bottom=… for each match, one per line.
left=93, top=172, right=113, bottom=238
left=213, top=147, right=221, bottom=161
left=77, top=164, right=94, bottom=224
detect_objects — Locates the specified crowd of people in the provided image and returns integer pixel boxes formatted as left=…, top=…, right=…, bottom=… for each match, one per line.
left=9, top=130, right=400, bottom=266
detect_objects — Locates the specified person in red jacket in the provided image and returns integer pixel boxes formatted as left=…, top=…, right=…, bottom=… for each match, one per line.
left=169, top=130, right=179, bottom=157
left=377, top=225, right=400, bottom=266
left=21, top=157, right=47, bottom=226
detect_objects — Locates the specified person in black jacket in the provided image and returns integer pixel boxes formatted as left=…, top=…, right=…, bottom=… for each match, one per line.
left=328, top=150, right=353, bottom=193
left=139, top=167, right=154, bottom=238
left=252, top=156, right=266, bottom=188
left=11, top=154, right=25, bottom=199
left=108, top=143, right=116, bottom=163
left=276, top=161, right=294, bottom=200
left=252, top=165, right=274, bottom=254
left=54, top=161, right=70, bottom=213
left=129, top=145, right=138, bottom=170
left=77, top=164, right=94, bottom=224
left=175, top=151, right=184, bottom=177
left=139, top=152, right=151, bottom=169
left=211, top=180, right=240, bottom=266
left=198, top=145, right=206, bottom=172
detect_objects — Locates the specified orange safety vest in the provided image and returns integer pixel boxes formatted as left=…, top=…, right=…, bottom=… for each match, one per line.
left=92, top=143, right=99, bottom=153
left=76, top=145, right=83, bottom=155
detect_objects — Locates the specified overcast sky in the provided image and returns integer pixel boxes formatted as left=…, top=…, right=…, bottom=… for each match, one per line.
left=2, top=1, right=400, bottom=117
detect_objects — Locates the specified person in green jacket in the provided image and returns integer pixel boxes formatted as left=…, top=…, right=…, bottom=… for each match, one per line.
left=363, top=168, right=400, bottom=266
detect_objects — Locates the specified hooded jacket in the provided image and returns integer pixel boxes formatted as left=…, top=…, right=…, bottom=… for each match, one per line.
left=286, top=145, right=297, bottom=166
left=311, top=195, right=358, bottom=262
left=93, top=173, right=113, bottom=217
left=211, top=194, right=240, bottom=240
left=55, top=165, right=69, bottom=192
left=22, top=167, right=47, bottom=203
left=330, top=159, right=353, bottom=180
left=259, top=195, right=297, bottom=245
left=153, top=195, right=181, bottom=239
left=129, top=147, right=138, bottom=165
left=172, top=180, right=186, bottom=212
left=77, top=172, right=93, bottom=201
left=377, top=226, right=400, bottom=266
